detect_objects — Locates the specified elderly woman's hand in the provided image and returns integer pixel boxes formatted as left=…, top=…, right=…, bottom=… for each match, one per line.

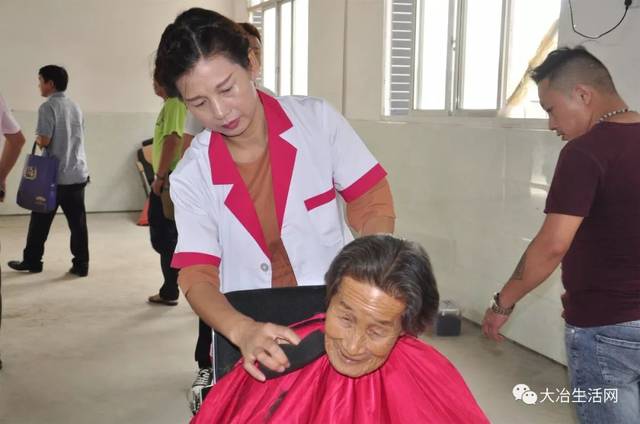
left=232, top=319, right=302, bottom=381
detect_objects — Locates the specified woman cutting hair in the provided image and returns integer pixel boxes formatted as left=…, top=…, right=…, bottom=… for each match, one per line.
left=191, top=235, right=489, bottom=423
left=154, top=7, right=395, bottom=402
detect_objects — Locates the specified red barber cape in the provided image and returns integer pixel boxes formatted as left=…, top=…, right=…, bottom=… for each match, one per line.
left=192, top=315, right=489, bottom=424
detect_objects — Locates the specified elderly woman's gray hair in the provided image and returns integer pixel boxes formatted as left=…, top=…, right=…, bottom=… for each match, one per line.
left=324, top=234, right=439, bottom=335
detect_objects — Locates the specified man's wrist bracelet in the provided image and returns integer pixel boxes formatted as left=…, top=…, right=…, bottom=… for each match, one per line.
left=490, top=292, right=515, bottom=315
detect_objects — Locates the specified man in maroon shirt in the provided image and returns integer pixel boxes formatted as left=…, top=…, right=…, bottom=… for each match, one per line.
left=482, top=46, right=640, bottom=423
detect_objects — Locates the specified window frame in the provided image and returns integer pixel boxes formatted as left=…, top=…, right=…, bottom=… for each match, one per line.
left=411, top=0, right=457, bottom=117
left=248, top=0, right=307, bottom=96
left=390, top=0, right=556, bottom=121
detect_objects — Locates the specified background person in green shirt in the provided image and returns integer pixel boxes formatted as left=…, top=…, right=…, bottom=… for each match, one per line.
left=147, top=73, right=186, bottom=306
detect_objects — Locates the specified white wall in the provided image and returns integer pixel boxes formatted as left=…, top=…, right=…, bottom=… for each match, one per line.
left=0, top=0, right=239, bottom=214
left=308, top=0, right=347, bottom=112
left=307, top=0, right=640, bottom=364
left=558, top=0, right=640, bottom=109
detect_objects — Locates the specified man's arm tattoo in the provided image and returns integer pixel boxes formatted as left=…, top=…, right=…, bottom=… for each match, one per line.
left=511, top=250, right=527, bottom=280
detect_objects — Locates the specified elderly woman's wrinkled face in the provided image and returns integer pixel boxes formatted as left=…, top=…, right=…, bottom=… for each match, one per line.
left=324, top=277, right=406, bottom=378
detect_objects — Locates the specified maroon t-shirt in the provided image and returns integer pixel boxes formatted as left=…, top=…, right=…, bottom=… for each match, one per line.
left=545, top=122, right=640, bottom=327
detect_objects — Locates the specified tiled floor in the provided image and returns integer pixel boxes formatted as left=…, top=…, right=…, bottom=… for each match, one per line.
left=0, top=213, right=576, bottom=423
left=423, top=323, right=575, bottom=423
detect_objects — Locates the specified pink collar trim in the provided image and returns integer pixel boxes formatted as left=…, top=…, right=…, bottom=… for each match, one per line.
left=208, top=90, right=297, bottom=258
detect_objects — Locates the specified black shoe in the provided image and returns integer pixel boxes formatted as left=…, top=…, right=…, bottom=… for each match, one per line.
left=148, top=293, right=178, bottom=306
left=68, top=266, right=88, bottom=277
left=7, top=260, right=43, bottom=273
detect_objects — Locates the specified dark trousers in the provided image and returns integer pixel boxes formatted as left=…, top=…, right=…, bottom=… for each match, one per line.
left=0, top=268, right=2, bottom=325
left=23, top=182, right=89, bottom=268
left=1, top=259, right=3, bottom=365
left=196, top=319, right=213, bottom=368
left=148, top=192, right=179, bottom=301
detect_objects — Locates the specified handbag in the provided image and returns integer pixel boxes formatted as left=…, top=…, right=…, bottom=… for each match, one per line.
left=16, top=143, right=59, bottom=213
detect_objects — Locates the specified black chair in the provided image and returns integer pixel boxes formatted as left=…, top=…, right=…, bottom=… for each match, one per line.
left=213, top=285, right=326, bottom=382
left=135, top=138, right=154, bottom=196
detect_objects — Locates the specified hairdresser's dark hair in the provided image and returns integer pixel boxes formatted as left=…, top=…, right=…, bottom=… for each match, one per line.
left=239, top=22, right=261, bottom=43
left=531, top=46, right=616, bottom=94
left=39, top=65, right=69, bottom=92
left=154, top=8, right=250, bottom=98
left=325, top=235, right=439, bottom=335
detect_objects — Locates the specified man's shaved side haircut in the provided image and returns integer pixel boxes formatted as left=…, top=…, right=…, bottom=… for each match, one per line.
left=531, top=46, right=617, bottom=94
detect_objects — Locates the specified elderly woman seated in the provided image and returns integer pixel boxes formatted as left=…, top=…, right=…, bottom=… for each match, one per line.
left=192, top=235, right=489, bottom=423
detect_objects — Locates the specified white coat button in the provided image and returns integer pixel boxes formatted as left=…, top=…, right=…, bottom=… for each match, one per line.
left=260, top=263, right=269, bottom=272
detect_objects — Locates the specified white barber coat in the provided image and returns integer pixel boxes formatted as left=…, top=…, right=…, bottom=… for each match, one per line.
left=170, top=91, right=386, bottom=293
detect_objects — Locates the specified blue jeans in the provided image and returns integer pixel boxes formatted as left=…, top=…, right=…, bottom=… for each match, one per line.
left=565, top=320, right=640, bottom=423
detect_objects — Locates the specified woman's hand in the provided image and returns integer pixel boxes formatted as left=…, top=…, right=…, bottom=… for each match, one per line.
left=151, top=176, right=165, bottom=196
left=231, top=319, right=301, bottom=381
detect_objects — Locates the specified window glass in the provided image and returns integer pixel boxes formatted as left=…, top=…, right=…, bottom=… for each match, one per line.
left=415, top=0, right=450, bottom=110
left=279, top=1, right=293, bottom=95
left=262, top=7, right=277, bottom=93
left=292, top=0, right=309, bottom=95
left=504, top=0, right=560, bottom=118
left=460, top=0, right=503, bottom=110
